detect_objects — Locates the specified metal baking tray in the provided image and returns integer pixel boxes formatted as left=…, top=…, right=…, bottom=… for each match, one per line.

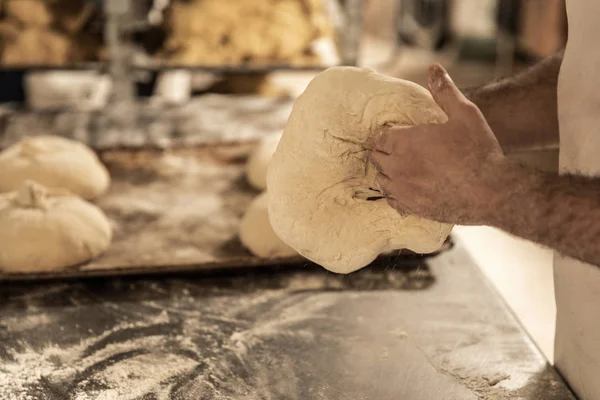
left=0, top=143, right=452, bottom=282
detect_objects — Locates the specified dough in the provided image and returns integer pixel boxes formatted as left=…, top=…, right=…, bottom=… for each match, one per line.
left=267, top=67, right=453, bottom=274
left=4, top=0, right=53, bottom=27
left=240, top=192, right=297, bottom=258
left=0, top=181, right=112, bottom=272
left=161, top=0, right=335, bottom=66
left=245, top=133, right=282, bottom=190
left=2, top=28, right=71, bottom=66
left=0, top=136, right=110, bottom=199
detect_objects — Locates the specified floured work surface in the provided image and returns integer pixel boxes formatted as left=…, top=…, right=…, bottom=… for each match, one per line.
left=0, top=243, right=574, bottom=399
left=0, top=144, right=450, bottom=281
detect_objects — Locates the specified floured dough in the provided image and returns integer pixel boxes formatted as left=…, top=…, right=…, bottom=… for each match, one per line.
left=246, top=133, right=282, bottom=190
left=0, top=136, right=110, bottom=199
left=267, top=67, right=453, bottom=274
left=0, top=181, right=112, bottom=272
left=240, top=192, right=297, bottom=258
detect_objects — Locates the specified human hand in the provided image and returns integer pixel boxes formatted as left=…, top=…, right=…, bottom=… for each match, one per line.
left=370, top=64, right=511, bottom=225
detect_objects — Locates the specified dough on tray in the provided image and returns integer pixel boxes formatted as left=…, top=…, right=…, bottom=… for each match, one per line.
left=0, top=135, right=110, bottom=199
left=267, top=67, right=453, bottom=274
left=0, top=181, right=112, bottom=273
left=245, top=133, right=282, bottom=190
left=240, top=192, right=297, bottom=258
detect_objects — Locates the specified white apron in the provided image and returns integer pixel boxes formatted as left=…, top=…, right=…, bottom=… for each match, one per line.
left=555, top=2, right=600, bottom=399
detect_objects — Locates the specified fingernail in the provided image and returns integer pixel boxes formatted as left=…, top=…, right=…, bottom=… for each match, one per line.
left=428, top=64, right=449, bottom=91
left=428, top=65, right=442, bottom=89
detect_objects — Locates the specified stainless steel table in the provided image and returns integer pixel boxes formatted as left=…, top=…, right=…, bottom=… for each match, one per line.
left=0, top=241, right=575, bottom=399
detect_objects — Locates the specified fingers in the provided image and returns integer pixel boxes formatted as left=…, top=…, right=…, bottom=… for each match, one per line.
left=386, top=198, right=411, bottom=217
left=372, top=129, right=396, bottom=155
left=373, top=125, right=421, bottom=154
left=369, top=151, right=396, bottom=177
left=376, top=173, right=412, bottom=216
left=427, top=64, right=471, bottom=118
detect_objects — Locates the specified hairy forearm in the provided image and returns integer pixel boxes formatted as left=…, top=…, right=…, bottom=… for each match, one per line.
left=485, top=163, right=600, bottom=266
left=465, top=51, right=563, bottom=153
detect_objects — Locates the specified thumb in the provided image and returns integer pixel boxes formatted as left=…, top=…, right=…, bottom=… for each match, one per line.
left=427, top=64, right=470, bottom=117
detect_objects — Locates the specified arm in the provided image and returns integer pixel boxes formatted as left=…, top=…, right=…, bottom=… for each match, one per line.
left=485, top=163, right=600, bottom=266
left=371, top=64, right=600, bottom=267
left=465, top=51, right=563, bottom=153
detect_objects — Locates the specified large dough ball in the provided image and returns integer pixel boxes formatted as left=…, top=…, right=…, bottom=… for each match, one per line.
left=0, top=136, right=110, bottom=199
left=0, top=181, right=112, bottom=272
left=245, top=133, right=281, bottom=190
left=240, top=192, right=297, bottom=258
left=268, top=67, right=453, bottom=274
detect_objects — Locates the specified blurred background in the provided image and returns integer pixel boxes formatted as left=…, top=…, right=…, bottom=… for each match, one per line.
left=0, top=0, right=566, bottom=104
left=0, top=0, right=566, bottom=361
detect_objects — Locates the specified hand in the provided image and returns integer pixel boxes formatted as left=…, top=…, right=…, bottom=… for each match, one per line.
left=370, top=64, right=511, bottom=225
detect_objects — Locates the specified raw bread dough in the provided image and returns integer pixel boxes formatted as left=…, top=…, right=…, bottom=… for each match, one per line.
left=2, top=28, right=71, bottom=66
left=162, top=0, right=335, bottom=66
left=4, top=0, right=53, bottom=27
left=0, top=181, right=112, bottom=272
left=246, top=133, right=282, bottom=190
left=240, top=192, right=297, bottom=258
left=0, top=136, right=110, bottom=199
left=267, top=67, right=453, bottom=274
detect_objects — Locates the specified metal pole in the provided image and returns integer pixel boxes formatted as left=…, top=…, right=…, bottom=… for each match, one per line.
left=104, top=0, right=136, bottom=111
left=343, top=0, right=362, bottom=66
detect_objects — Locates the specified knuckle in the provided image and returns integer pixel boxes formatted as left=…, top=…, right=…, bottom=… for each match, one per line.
left=459, top=103, right=485, bottom=121
left=461, top=101, right=480, bottom=114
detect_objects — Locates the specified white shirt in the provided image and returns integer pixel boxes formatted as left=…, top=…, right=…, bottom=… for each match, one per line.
left=555, top=2, right=600, bottom=399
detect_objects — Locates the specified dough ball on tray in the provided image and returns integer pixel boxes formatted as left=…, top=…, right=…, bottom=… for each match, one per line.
left=240, top=192, right=297, bottom=259
left=0, top=135, right=110, bottom=200
left=0, top=181, right=112, bottom=273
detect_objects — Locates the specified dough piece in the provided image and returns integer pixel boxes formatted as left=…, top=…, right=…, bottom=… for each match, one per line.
left=4, top=0, right=53, bottom=27
left=245, top=133, right=282, bottom=190
left=240, top=192, right=297, bottom=258
left=0, top=136, right=110, bottom=200
left=2, top=28, right=71, bottom=66
left=161, top=0, right=336, bottom=66
left=0, top=181, right=112, bottom=272
left=267, top=67, right=453, bottom=274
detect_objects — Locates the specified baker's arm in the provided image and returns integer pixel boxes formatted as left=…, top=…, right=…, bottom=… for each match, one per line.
left=464, top=51, right=563, bottom=153
left=480, top=162, right=600, bottom=266
left=371, top=64, right=600, bottom=267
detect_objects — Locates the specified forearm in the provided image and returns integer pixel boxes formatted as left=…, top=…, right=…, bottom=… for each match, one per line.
left=485, top=163, right=600, bottom=266
left=465, top=51, right=563, bottom=153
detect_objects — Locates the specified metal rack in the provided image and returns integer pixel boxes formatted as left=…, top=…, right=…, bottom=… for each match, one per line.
left=0, top=0, right=362, bottom=99
left=0, top=0, right=362, bottom=146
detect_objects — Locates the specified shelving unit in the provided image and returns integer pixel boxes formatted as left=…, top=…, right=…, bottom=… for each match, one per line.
left=0, top=0, right=362, bottom=146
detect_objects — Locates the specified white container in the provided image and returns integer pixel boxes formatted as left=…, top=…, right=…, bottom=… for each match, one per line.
left=153, top=70, right=192, bottom=105
left=450, top=0, right=498, bottom=39
left=25, top=71, right=112, bottom=111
